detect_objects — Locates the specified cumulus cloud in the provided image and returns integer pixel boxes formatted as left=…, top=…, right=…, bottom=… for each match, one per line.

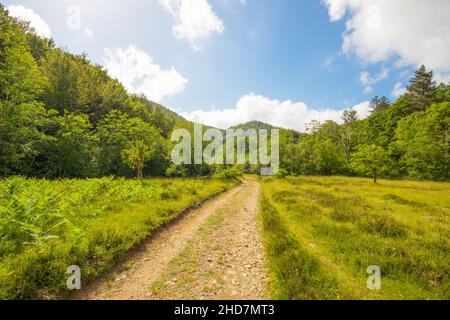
left=321, top=0, right=450, bottom=82
left=391, top=82, right=407, bottom=98
left=182, top=93, right=370, bottom=131
left=359, top=68, right=389, bottom=93
left=7, top=5, right=52, bottom=38
left=103, top=44, right=188, bottom=103
left=158, top=0, right=224, bottom=51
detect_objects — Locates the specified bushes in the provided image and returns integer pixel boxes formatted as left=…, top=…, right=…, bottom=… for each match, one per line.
left=275, top=168, right=289, bottom=179
left=215, top=165, right=243, bottom=180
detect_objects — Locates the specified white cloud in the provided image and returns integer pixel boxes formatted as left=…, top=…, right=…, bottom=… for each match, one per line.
left=359, top=68, right=389, bottom=93
left=84, top=28, right=94, bottom=39
left=158, top=0, right=224, bottom=51
left=7, top=5, right=52, bottom=38
left=103, top=44, right=188, bottom=103
left=391, top=82, right=407, bottom=98
left=321, top=0, right=450, bottom=82
left=182, top=93, right=370, bottom=131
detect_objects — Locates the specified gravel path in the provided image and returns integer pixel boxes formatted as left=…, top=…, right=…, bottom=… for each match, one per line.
left=75, top=178, right=268, bottom=300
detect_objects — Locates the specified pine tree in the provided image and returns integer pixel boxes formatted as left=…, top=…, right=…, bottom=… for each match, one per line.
left=406, top=65, right=436, bottom=111
left=369, top=96, right=391, bottom=113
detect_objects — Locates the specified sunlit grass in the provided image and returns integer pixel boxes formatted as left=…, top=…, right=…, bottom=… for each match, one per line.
left=260, top=176, right=450, bottom=300
left=0, top=177, right=236, bottom=299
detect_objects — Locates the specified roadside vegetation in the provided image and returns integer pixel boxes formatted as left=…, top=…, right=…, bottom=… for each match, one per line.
left=260, top=176, right=450, bottom=299
left=0, top=177, right=236, bottom=299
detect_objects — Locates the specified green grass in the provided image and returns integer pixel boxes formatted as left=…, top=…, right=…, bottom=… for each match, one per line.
left=0, top=176, right=236, bottom=299
left=259, top=176, right=450, bottom=300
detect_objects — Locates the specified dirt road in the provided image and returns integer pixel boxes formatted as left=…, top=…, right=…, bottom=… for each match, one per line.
left=76, top=178, right=268, bottom=300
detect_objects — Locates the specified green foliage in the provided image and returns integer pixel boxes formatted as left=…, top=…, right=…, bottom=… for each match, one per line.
left=275, top=168, right=289, bottom=179
left=0, top=8, right=46, bottom=104
left=44, top=112, right=97, bottom=177
left=0, top=102, right=50, bottom=175
left=122, top=140, right=153, bottom=179
left=370, top=96, right=391, bottom=114
left=350, top=145, right=390, bottom=183
left=393, top=102, right=450, bottom=180
left=214, top=165, right=243, bottom=180
left=165, top=164, right=188, bottom=178
left=0, top=177, right=235, bottom=299
left=271, top=69, right=449, bottom=181
left=0, top=6, right=448, bottom=182
left=0, top=8, right=191, bottom=178
left=405, top=65, right=437, bottom=111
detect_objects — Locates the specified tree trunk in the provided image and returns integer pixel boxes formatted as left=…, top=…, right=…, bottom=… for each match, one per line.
left=137, top=168, right=143, bottom=179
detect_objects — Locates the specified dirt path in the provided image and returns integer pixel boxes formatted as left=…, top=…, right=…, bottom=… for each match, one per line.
left=76, top=178, right=268, bottom=300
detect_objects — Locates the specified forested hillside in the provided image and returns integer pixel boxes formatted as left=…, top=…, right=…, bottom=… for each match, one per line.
left=1, top=5, right=449, bottom=181
left=0, top=5, right=191, bottom=178
left=275, top=68, right=449, bottom=181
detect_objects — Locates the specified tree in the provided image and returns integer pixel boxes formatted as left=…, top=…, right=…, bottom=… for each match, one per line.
left=350, top=145, right=390, bottom=183
left=122, top=140, right=153, bottom=179
left=9, top=15, right=55, bottom=62
left=392, top=103, right=449, bottom=180
left=0, top=7, right=49, bottom=175
left=0, top=7, right=46, bottom=104
left=96, top=110, right=168, bottom=177
left=340, top=109, right=358, bottom=163
left=43, top=112, right=97, bottom=177
left=40, top=49, right=79, bottom=113
left=0, top=102, right=50, bottom=175
left=310, top=121, right=345, bottom=175
left=434, top=83, right=450, bottom=103
left=149, top=106, right=175, bottom=139
left=406, top=65, right=437, bottom=111
left=370, top=96, right=391, bottom=114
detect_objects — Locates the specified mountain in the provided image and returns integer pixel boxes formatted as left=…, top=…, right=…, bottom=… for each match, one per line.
left=230, top=121, right=277, bottom=131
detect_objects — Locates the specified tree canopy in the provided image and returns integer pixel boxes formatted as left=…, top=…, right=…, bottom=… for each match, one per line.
left=0, top=7, right=448, bottom=181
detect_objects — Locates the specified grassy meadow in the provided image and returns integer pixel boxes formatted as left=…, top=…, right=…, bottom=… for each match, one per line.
left=260, top=176, right=450, bottom=300
left=0, top=177, right=236, bottom=299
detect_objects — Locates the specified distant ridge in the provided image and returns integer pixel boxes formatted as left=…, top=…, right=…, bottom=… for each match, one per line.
left=230, top=120, right=277, bottom=131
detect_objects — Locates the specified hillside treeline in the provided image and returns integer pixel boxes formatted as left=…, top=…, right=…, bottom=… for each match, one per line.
left=1, top=5, right=448, bottom=181
left=278, top=65, right=449, bottom=181
left=0, top=6, right=191, bottom=178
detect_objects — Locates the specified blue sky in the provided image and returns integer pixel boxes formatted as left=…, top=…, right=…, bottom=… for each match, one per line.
left=4, top=0, right=449, bottom=130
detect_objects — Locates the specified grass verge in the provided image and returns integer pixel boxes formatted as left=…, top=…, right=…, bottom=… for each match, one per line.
left=0, top=177, right=236, bottom=299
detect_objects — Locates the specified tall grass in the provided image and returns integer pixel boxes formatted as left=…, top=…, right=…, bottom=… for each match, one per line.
left=260, top=176, right=450, bottom=299
left=0, top=177, right=235, bottom=299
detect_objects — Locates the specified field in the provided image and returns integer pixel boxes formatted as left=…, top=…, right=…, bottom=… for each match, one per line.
left=260, top=176, right=450, bottom=300
left=1, top=175, right=448, bottom=300
left=0, top=177, right=235, bottom=299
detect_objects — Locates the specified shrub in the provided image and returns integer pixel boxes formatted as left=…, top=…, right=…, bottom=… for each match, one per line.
left=215, top=166, right=243, bottom=180
left=275, top=168, right=289, bottom=179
